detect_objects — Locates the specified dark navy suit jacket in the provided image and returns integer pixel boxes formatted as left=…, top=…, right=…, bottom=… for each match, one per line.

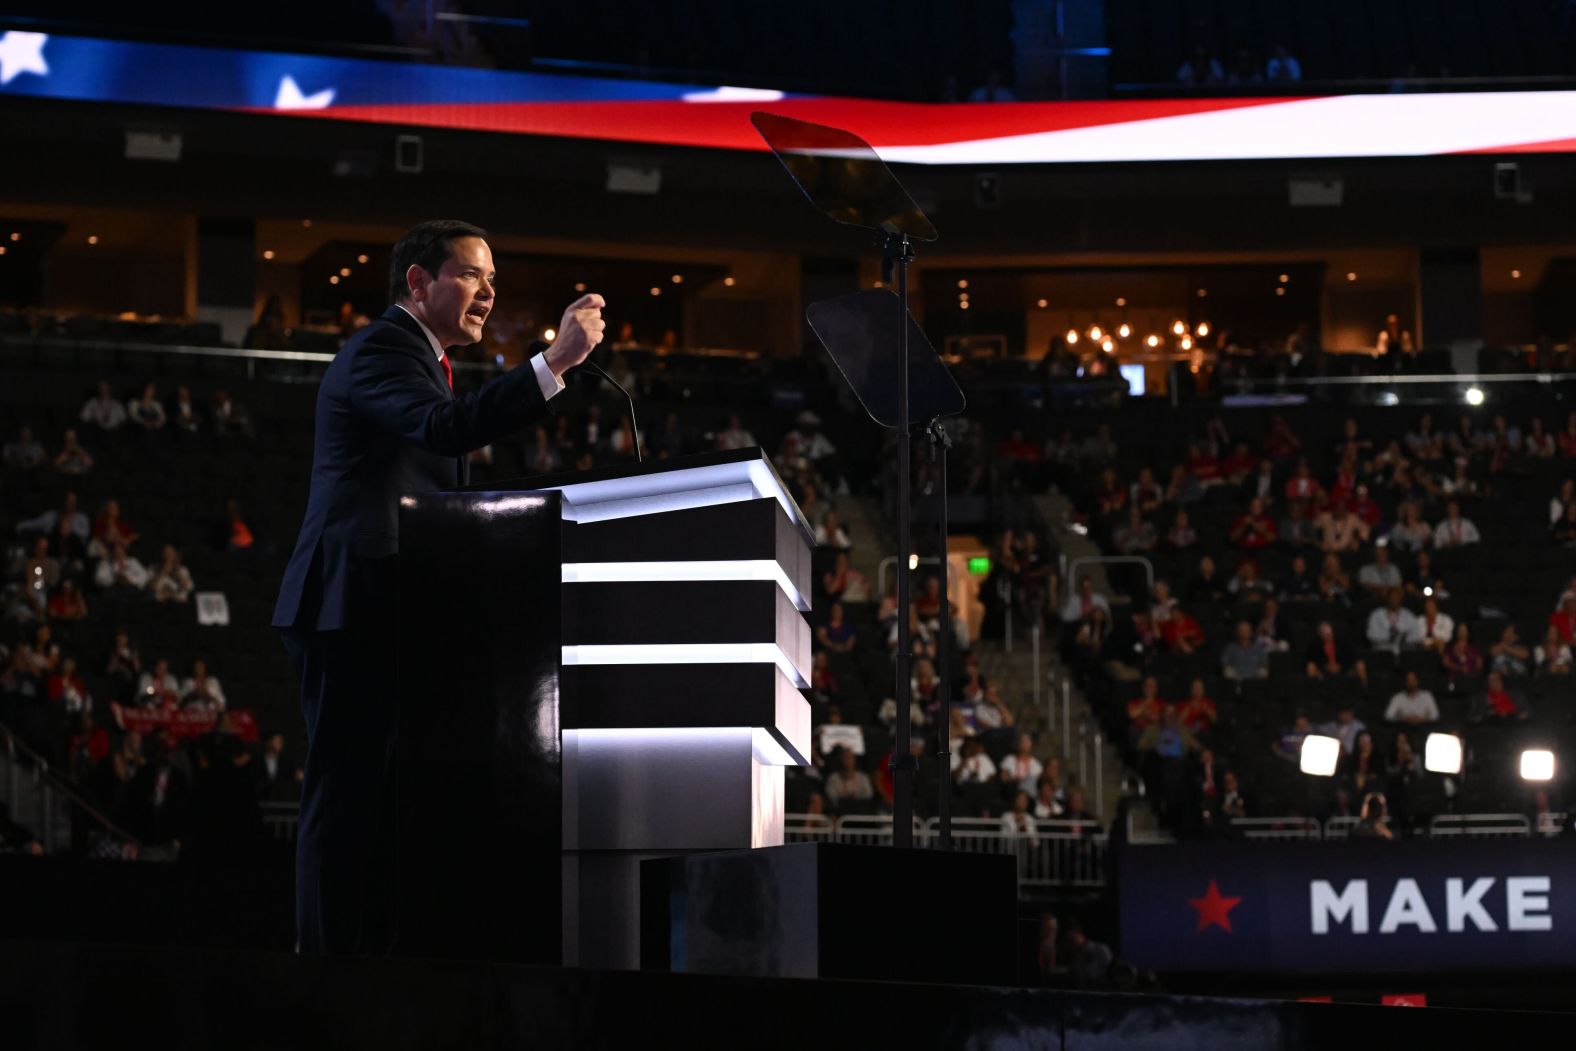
left=273, top=306, right=552, bottom=631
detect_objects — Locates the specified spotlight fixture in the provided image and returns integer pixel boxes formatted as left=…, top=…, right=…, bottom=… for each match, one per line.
left=1197, top=322, right=1210, bottom=337
left=574, top=282, right=587, bottom=292
left=1146, top=334, right=1160, bottom=348
left=1197, top=288, right=1208, bottom=298
left=1036, top=298, right=1048, bottom=308
left=1512, top=269, right=1522, bottom=280
left=1347, top=272, right=1358, bottom=282
left=1279, top=273, right=1290, bottom=283
left=357, top=254, right=369, bottom=264
left=1117, top=323, right=1131, bottom=339
left=650, top=287, right=661, bottom=296
left=1424, top=733, right=1463, bottom=775
left=671, top=274, right=683, bottom=284
left=86, top=235, right=99, bottom=245
left=543, top=327, right=557, bottom=341
left=723, top=276, right=736, bottom=287
left=1180, top=336, right=1194, bottom=351
left=1065, top=329, right=1079, bottom=345
left=1171, top=321, right=1186, bottom=336
left=329, top=275, right=340, bottom=285
left=1275, top=287, right=1286, bottom=297
left=957, top=279, right=969, bottom=289
left=1115, top=297, right=1127, bottom=307
left=1300, top=735, right=1341, bottom=776
left=1089, top=326, right=1104, bottom=342
left=339, top=267, right=351, bottom=277
left=1521, top=749, right=1555, bottom=782
left=1101, top=339, right=1114, bottom=353
left=1465, top=387, right=1485, bottom=406
left=908, top=554, right=919, bottom=570
left=262, top=250, right=275, bottom=260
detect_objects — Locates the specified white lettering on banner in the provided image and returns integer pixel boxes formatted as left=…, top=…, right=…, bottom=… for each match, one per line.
left=1311, top=879, right=1368, bottom=934
left=1379, top=879, right=1438, bottom=933
left=1508, top=877, right=1553, bottom=931
left=1446, top=878, right=1498, bottom=932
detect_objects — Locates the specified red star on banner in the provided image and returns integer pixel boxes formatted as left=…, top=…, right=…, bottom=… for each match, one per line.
left=1188, top=878, right=1243, bottom=933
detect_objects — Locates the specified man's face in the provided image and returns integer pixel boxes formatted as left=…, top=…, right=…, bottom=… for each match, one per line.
left=409, top=236, right=495, bottom=347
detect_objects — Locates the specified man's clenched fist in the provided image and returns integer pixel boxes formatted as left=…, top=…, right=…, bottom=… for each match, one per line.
left=544, top=293, right=606, bottom=378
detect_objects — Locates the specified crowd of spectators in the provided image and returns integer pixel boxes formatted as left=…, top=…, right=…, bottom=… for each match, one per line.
left=1049, top=404, right=1576, bottom=838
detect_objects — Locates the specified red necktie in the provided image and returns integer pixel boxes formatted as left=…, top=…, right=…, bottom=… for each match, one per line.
left=440, top=354, right=453, bottom=391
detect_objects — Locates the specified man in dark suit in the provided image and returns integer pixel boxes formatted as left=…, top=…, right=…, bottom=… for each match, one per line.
left=273, top=219, right=605, bottom=954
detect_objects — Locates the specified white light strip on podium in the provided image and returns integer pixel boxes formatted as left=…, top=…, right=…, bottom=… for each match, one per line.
left=540, top=457, right=805, bottom=533
left=561, top=559, right=808, bottom=611
left=561, top=642, right=808, bottom=687
left=563, top=726, right=798, bottom=767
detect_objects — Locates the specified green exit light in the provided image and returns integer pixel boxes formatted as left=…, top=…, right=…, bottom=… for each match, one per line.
left=967, top=556, right=992, bottom=575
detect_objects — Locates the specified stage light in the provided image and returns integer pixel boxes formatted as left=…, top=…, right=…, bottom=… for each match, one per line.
left=0, top=246, right=7, bottom=256
left=1197, top=322, right=1210, bottom=337
left=671, top=273, right=683, bottom=284
left=1521, top=749, right=1555, bottom=782
left=1146, top=334, right=1160, bottom=348
left=1118, top=323, right=1131, bottom=338
left=957, top=279, right=969, bottom=289
left=1423, top=585, right=1434, bottom=597
left=574, top=281, right=586, bottom=292
left=650, top=287, right=661, bottom=296
left=1115, top=297, right=1126, bottom=307
left=908, top=553, right=919, bottom=570
left=1197, top=288, right=1208, bottom=298
left=8, top=232, right=18, bottom=242
left=1066, top=329, right=1079, bottom=345
left=1275, top=287, right=1286, bottom=297
left=1279, top=273, right=1290, bottom=283
left=328, top=275, right=339, bottom=285
left=543, top=327, right=557, bottom=341
left=1347, top=272, right=1358, bottom=281
left=959, top=301, right=970, bottom=310
left=562, top=643, right=808, bottom=688
left=262, top=250, right=275, bottom=260
left=357, top=254, right=369, bottom=264
left=1037, top=298, right=1048, bottom=308
left=339, top=267, right=351, bottom=277
left=1180, top=336, right=1193, bottom=350
left=1425, top=733, right=1463, bottom=775
left=562, top=559, right=808, bottom=611
left=874, top=280, right=884, bottom=288
left=301, top=219, right=312, bottom=228
left=1089, top=326, right=1103, bottom=342
left=1172, top=321, right=1186, bottom=336
left=86, top=235, right=98, bottom=245
left=1465, top=387, right=1485, bottom=406
left=1512, top=269, right=1522, bottom=279
left=1300, top=734, right=1341, bottom=776
left=723, top=276, right=735, bottom=287
left=1101, top=339, right=1114, bottom=352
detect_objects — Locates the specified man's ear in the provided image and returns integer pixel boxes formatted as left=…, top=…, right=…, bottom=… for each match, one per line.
left=405, top=264, right=428, bottom=302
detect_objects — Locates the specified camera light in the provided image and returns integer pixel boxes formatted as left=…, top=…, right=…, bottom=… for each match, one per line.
left=1300, top=734, right=1341, bottom=777
left=1424, top=733, right=1462, bottom=775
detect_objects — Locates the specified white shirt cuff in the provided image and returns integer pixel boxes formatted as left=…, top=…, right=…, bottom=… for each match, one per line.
left=530, top=351, right=566, bottom=401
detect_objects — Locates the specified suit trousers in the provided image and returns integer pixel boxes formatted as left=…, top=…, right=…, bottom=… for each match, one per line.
left=280, top=612, right=398, bottom=955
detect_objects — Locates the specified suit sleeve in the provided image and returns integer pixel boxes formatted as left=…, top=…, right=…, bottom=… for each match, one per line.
left=348, top=336, right=554, bottom=456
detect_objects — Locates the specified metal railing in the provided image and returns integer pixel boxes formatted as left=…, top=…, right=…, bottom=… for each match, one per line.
left=1428, top=813, right=1532, bottom=838
left=1230, top=816, right=1322, bottom=841
left=0, top=719, right=142, bottom=857
left=1124, top=812, right=1548, bottom=844
left=784, top=813, right=1109, bottom=890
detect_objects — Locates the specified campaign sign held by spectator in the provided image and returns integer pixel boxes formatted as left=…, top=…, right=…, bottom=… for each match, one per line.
left=1120, top=840, right=1576, bottom=974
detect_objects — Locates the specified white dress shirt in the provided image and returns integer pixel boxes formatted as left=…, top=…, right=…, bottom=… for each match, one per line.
left=394, top=304, right=564, bottom=402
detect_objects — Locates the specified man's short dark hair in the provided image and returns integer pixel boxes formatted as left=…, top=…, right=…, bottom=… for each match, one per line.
left=388, top=220, right=488, bottom=304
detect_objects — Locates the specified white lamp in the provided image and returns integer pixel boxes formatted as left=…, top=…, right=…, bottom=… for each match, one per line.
left=1424, top=733, right=1463, bottom=775
left=1300, top=734, right=1341, bottom=777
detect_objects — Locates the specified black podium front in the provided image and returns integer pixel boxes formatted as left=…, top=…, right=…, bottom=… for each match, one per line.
left=396, top=449, right=813, bottom=968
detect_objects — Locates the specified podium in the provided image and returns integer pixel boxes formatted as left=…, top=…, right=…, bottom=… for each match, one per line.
left=395, top=448, right=813, bottom=969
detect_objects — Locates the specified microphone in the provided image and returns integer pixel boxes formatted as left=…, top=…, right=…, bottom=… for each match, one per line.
left=581, top=357, right=642, bottom=463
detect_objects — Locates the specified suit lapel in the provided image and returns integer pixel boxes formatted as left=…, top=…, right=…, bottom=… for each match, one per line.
left=381, top=306, right=453, bottom=399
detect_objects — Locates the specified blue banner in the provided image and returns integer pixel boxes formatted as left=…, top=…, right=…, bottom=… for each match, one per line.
left=1119, top=839, right=1576, bottom=974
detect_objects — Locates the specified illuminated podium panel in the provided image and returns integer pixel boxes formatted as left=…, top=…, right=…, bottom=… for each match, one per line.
left=397, top=450, right=813, bottom=970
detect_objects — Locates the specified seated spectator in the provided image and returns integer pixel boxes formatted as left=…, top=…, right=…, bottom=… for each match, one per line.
left=1033, top=775, right=1064, bottom=819
left=1265, top=415, right=1303, bottom=463
left=1164, top=509, right=1197, bottom=550
left=1254, top=598, right=1292, bottom=652
left=211, top=389, right=253, bottom=438
left=126, top=383, right=167, bottom=430
left=1090, top=468, right=1126, bottom=515
left=1061, top=577, right=1110, bottom=624
left=1129, top=468, right=1163, bottom=512
left=103, top=629, right=142, bottom=702
left=1159, top=602, right=1206, bottom=655
left=1243, top=458, right=1275, bottom=505
left=1071, top=606, right=1112, bottom=666
left=87, top=500, right=139, bottom=562
left=1527, top=417, right=1557, bottom=459
left=1407, top=413, right=1444, bottom=461
left=1489, top=624, right=1531, bottom=677
left=951, top=737, right=998, bottom=784
left=45, top=656, right=92, bottom=715
left=79, top=380, right=127, bottom=431
left=1442, top=624, right=1484, bottom=683
left=1556, top=482, right=1576, bottom=528
left=1305, top=621, right=1368, bottom=686
left=821, top=551, right=869, bottom=603
left=94, top=542, right=149, bottom=593
left=1185, top=555, right=1227, bottom=603
left=1176, top=677, right=1218, bottom=737
left=1393, top=671, right=1443, bottom=727
left=1536, top=625, right=1573, bottom=676
left=1317, top=553, right=1353, bottom=607
left=815, top=601, right=857, bottom=653
left=973, top=685, right=1016, bottom=736
left=1366, top=588, right=1419, bottom=652
left=1358, top=545, right=1403, bottom=595
left=1185, top=441, right=1221, bottom=487
left=1229, top=497, right=1276, bottom=549
left=1137, top=704, right=1200, bottom=758
left=1320, top=703, right=1367, bottom=755
left=825, top=747, right=875, bottom=807
left=999, top=733, right=1043, bottom=794
left=1219, top=770, right=1247, bottom=821
left=1478, top=669, right=1528, bottom=721
left=1553, top=594, right=1576, bottom=644
left=18, top=492, right=90, bottom=561
left=1126, top=676, right=1166, bottom=734
left=135, top=658, right=180, bottom=708
left=814, top=510, right=851, bottom=550
left=1349, top=484, right=1382, bottom=529
left=1273, top=715, right=1314, bottom=762
left=1433, top=500, right=1481, bottom=548
left=1227, top=560, right=1273, bottom=604
left=1277, top=554, right=1319, bottom=602
left=1283, top=458, right=1323, bottom=509
left=1266, top=43, right=1302, bottom=82
left=12, top=537, right=58, bottom=616
left=169, top=385, right=203, bottom=434
left=1405, top=550, right=1448, bottom=599
left=1164, top=462, right=1203, bottom=505
left=1317, top=505, right=1370, bottom=553
left=149, top=545, right=195, bottom=603
left=1351, top=792, right=1393, bottom=840
left=1149, top=580, right=1178, bottom=625
left=1221, top=442, right=1259, bottom=483
left=999, top=791, right=1038, bottom=840
left=53, top=428, right=93, bottom=475
left=1343, top=732, right=1384, bottom=799
left=46, top=580, right=88, bottom=621
left=1278, top=500, right=1318, bottom=549
left=817, top=707, right=866, bottom=757
left=1554, top=504, right=1576, bottom=547
left=809, top=651, right=839, bottom=704
left=1112, top=505, right=1157, bottom=555
left=1407, top=595, right=1454, bottom=652
left=1386, top=501, right=1432, bottom=553
left=1221, top=621, right=1269, bottom=680
left=179, top=659, right=226, bottom=711
left=2, top=424, right=46, bottom=470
